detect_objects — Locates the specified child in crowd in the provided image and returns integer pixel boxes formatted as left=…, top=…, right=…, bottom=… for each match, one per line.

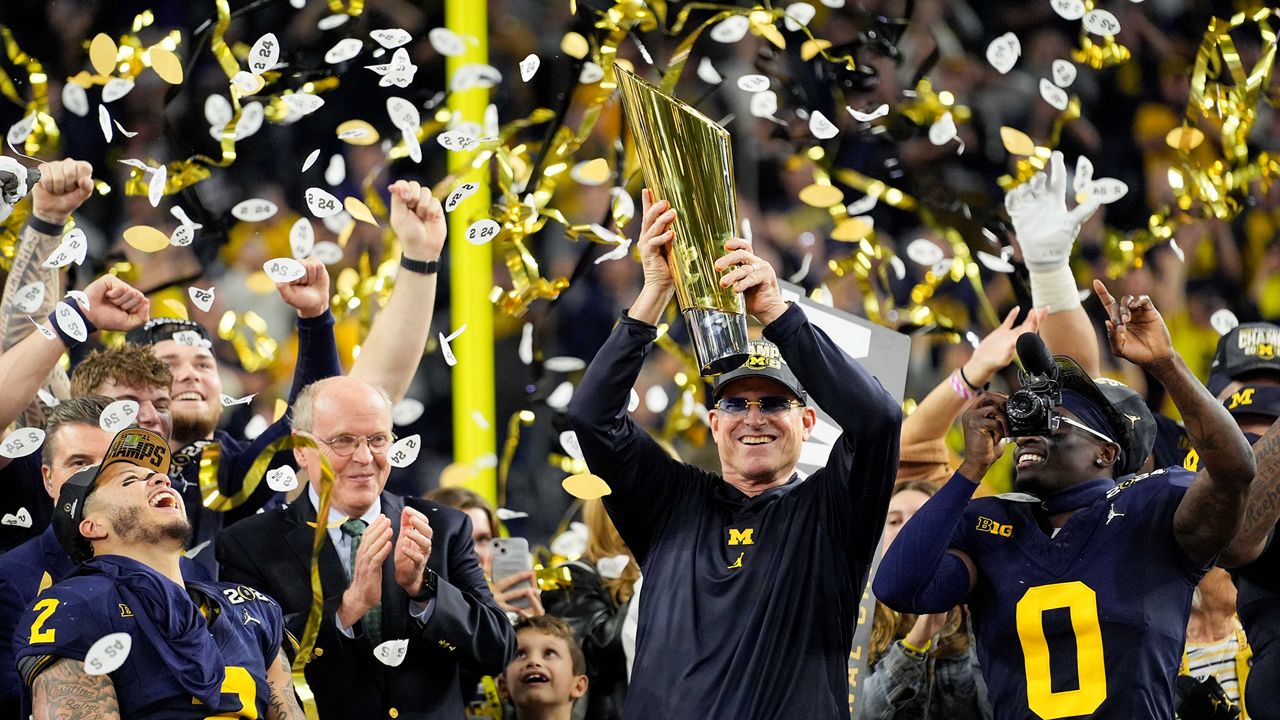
left=501, top=616, right=589, bottom=720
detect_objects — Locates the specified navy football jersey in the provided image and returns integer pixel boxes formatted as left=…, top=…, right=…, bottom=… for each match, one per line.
left=951, top=467, right=1208, bottom=719
left=14, top=569, right=284, bottom=719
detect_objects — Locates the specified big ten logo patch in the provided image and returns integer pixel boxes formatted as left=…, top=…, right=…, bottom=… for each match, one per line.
left=975, top=516, right=1013, bottom=537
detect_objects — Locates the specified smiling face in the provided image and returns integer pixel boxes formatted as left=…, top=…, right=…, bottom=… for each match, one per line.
left=502, top=628, right=588, bottom=712
left=1012, top=407, right=1119, bottom=497
left=95, top=378, right=174, bottom=440
left=151, top=339, right=223, bottom=444
left=80, top=461, right=189, bottom=553
left=709, top=376, right=816, bottom=493
left=295, top=377, right=394, bottom=519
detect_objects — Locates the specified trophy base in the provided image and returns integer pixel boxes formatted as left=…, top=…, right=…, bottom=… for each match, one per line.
left=685, top=308, right=750, bottom=376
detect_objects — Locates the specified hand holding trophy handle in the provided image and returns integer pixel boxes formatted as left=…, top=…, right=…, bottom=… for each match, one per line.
left=629, top=189, right=679, bottom=325
left=714, top=237, right=788, bottom=327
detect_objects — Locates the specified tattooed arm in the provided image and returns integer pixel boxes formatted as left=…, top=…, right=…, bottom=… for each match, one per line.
left=266, top=650, right=305, bottom=720
left=1218, top=417, right=1280, bottom=567
left=31, top=658, right=120, bottom=720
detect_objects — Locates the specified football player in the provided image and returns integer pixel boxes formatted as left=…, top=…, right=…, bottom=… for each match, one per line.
left=13, top=427, right=303, bottom=720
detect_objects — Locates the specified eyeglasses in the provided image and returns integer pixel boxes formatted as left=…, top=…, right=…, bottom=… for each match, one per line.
left=1058, top=416, right=1115, bottom=445
left=304, top=431, right=397, bottom=457
left=715, top=396, right=803, bottom=416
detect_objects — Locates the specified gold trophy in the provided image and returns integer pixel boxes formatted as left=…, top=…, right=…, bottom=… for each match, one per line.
left=616, top=65, right=750, bottom=376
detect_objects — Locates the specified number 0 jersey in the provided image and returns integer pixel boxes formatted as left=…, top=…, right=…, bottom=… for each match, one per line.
left=14, top=555, right=285, bottom=719
left=950, top=467, right=1208, bottom=720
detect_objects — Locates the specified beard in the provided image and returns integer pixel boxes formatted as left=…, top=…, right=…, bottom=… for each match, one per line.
left=109, top=505, right=193, bottom=547
left=171, top=403, right=221, bottom=445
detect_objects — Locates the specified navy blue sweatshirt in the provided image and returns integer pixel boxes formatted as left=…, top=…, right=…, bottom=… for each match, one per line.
left=568, top=303, right=901, bottom=720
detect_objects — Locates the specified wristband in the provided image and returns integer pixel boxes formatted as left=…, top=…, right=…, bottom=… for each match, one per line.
left=899, top=638, right=931, bottom=660
left=1028, top=265, right=1082, bottom=314
left=400, top=255, right=439, bottom=275
left=959, top=365, right=988, bottom=392
left=46, top=303, right=97, bottom=348
left=26, top=215, right=65, bottom=237
left=950, top=371, right=974, bottom=401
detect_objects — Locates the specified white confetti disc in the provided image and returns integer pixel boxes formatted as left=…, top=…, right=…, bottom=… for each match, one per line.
left=428, top=27, right=466, bottom=57
left=12, top=281, right=44, bottom=314
left=1083, top=9, right=1121, bottom=35
left=248, top=33, right=280, bottom=74
left=317, top=13, right=350, bottom=30
left=847, top=104, right=889, bottom=122
left=437, top=130, right=479, bottom=152
left=696, top=57, right=723, bottom=84
left=189, top=286, right=215, bottom=312
left=98, top=104, right=113, bottom=142
left=579, top=62, right=604, bottom=84
left=1052, top=59, right=1077, bottom=88
left=546, top=381, right=574, bottom=411
left=99, top=400, right=140, bottom=432
left=232, top=198, right=278, bottom=222
left=65, top=290, right=89, bottom=310
left=113, top=120, right=138, bottom=139
left=266, top=466, right=299, bottom=492
left=233, top=102, right=265, bottom=139
left=84, top=633, right=132, bottom=676
left=262, top=257, right=307, bottom=283
left=101, top=78, right=134, bottom=104
left=985, top=32, right=1021, bottom=74
left=464, top=219, right=500, bottom=245
left=231, top=71, right=265, bottom=96
left=220, top=393, right=256, bottom=407
left=54, top=301, right=87, bottom=342
left=324, top=154, right=346, bottom=186
left=1073, top=155, right=1094, bottom=194
left=392, top=398, right=425, bottom=426
left=289, top=217, right=315, bottom=258
left=846, top=194, right=879, bottom=216
left=1051, top=0, right=1086, bottom=20
left=0, top=427, right=44, bottom=458
left=1, top=507, right=32, bottom=528
left=1039, top=78, right=1069, bottom=111
left=311, top=242, right=343, bottom=265
left=147, top=165, right=167, bottom=208
left=304, top=188, right=343, bottom=218
left=282, top=93, right=324, bottom=117
left=449, top=62, right=501, bottom=91
left=709, top=15, right=749, bottom=43
left=783, top=2, right=816, bottom=30
left=905, top=239, right=945, bottom=266
left=819, top=0, right=844, bottom=7
left=628, top=388, right=640, bottom=413
left=324, top=38, right=363, bottom=65
left=204, top=95, right=233, bottom=127
left=37, top=388, right=59, bottom=407
left=1088, top=178, right=1128, bottom=204
left=809, top=110, right=839, bottom=139
left=976, top=250, right=1016, bottom=273
left=749, top=91, right=779, bottom=118
left=371, top=28, right=412, bottom=49
left=644, top=385, right=669, bottom=413
left=559, top=430, right=584, bottom=461
left=596, top=554, right=630, bottom=579
left=544, top=356, right=586, bottom=373
left=519, top=54, right=540, bottom=82
left=1210, top=309, right=1240, bottom=336
left=62, top=83, right=89, bottom=117
left=928, top=112, right=957, bottom=145
left=30, top=318, right=57, bottom=341
left=1169, top=238, right=1185, bottom=263
left=302, top=149, right=321, bottom=172
left=373, top=639, right=409, bottom=667
left=6, top=112, right=35, bottom=147
left=172, top=330, right=209, bottom=348
left=445, top=182, right=481, bottom=212
left=387, top=434, right=421, bottom=468
left=736, top=74, right=770, bottom=93
left=386, top=97, right=420, bottom=131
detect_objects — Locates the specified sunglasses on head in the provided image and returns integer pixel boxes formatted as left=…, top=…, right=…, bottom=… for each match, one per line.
left=715, top=396, right=804, bottom=416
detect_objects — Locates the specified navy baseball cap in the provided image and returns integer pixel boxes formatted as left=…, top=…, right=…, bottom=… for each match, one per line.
left=1208, top=323, right=1280, bottom=396
left=1055, top=358, right=1156, bottom=477
left=711, top=340, right=806, bottom=402
left=1222, top=384, right=1280, bottom=420
left=125, top=317, right=211, bottom=347
left=54, top=427, right=172, bottom=563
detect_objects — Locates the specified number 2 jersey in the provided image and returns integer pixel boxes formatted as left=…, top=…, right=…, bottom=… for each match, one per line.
left=14, top=555, right=285, bottom=719
left=951, top=467, right=1209, bottom=720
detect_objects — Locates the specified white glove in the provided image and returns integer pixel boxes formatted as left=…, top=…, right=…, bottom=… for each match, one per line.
left=1005, top=150, right=1100, bottom=272
left=0, top=155, right=32, bottom=224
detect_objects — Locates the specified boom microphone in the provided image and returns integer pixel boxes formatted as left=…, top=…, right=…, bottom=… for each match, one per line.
left=1016, top=332, right=1056, bottom=375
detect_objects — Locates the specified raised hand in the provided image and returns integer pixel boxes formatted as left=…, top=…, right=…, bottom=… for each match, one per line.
left=394, top=506, right=434, bottom=596
left=82, top=275, right=149, bottom=331
left=338, top=515, right=393, bottom=629
left=32, top=159, right=94, bottom=226
left=714, top=237, right=788, bottom=326
left=275, top=257, right=330, bottom=319
left=637, top=188, right=677, bottom=292
left=958, top=392, right=1009, bottom=481
left=1093, top=279, right=1173, bottom=369
left=1006, top=151, right=1100, bottom=271
left=388, top=180, right=445, bottom=262
left=965, top=307, right=1049, bottom=385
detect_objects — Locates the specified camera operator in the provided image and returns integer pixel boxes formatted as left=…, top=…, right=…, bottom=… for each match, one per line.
left=874, top=281, right=1258, bottom=719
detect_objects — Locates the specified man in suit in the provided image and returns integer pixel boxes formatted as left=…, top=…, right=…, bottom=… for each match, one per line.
left=217, top=376, right=515, bottom=719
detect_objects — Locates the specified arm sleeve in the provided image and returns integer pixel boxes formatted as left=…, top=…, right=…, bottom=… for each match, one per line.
left=566, top=315, right=704, bottom=563
left=861, top=645, right=928, bottom=719
left=0, top=224, right=66, bottom=429
left=872, top=471, right=978, bottom=613
left=220, top=310, right=343, bottom=520
left=417, top=512, right=515, bottom=673
left=764, top=304, right=903, bottom=566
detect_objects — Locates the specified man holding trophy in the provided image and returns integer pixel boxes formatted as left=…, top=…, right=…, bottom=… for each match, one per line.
left=566, top=68, right=903, bottom=719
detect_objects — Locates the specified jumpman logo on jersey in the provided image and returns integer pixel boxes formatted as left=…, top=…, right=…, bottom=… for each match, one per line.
left=242, top=609, right=261, bottom=626
left=1106, top=504, right=1125, bottom=525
